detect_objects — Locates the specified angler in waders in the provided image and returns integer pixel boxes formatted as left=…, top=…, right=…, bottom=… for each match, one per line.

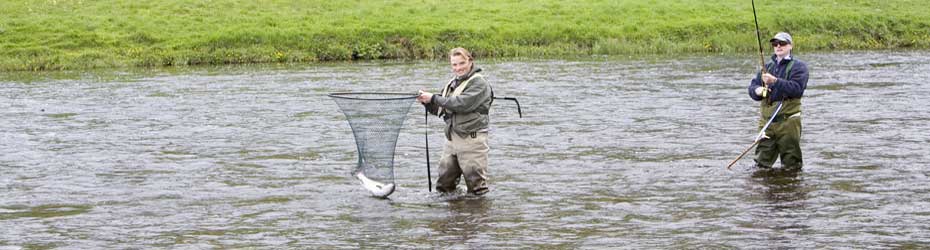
left=418, top=47, right=493, bottom=195
left=748, top=32, right=810, bottom=170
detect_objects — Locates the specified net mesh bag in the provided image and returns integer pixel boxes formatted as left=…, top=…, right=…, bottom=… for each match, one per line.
left=329, top=92, right=417, bottom=185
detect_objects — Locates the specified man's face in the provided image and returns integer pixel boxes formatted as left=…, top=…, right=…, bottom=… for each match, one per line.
left=772, top=40, right=792, bottom=58
left=450, top=55, right=472, bottom=77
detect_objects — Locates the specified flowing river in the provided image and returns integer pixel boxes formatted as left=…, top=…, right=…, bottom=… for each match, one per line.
left=2, top=51, right=929, bottom=248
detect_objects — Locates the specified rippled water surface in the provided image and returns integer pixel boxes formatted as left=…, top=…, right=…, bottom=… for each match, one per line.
left=2, top=51, right=930, bottom=248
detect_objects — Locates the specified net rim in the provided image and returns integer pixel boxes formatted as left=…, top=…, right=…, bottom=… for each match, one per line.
left=328, top=92, right=418, bottom=100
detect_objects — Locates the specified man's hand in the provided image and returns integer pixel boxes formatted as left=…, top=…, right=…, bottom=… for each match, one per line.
left=762, top=73, right=777, bottom=85
left=755, top=131, right=770, bottom=142
left=417, top=90, right=433, bottom=104
left=754, top=86, right=767, bottom=96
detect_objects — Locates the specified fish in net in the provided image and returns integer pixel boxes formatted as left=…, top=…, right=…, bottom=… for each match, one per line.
left=329, top=92, right=417, bottom=198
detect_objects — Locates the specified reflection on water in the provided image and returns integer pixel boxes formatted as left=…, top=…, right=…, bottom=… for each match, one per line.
left=745, top=168, right=813, bottom=249
left=2, top=51, right=930, bottom=248
left=751, top=168, right=808, bottom=207
left=430, top=196, right=492, bottom=248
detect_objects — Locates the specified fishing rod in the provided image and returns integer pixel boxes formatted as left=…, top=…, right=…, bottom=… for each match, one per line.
left=493, top=96, right=523, bottom=118
left=752, top=0, right=769, bottom=98
left=726, top=101, right=783, bottom=170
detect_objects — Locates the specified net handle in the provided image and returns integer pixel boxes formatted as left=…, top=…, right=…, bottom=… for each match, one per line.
left=425, top=107, right=432, bottom=192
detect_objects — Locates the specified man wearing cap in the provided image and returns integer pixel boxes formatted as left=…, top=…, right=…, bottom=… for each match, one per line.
left=747, top=32, right=810, bottom=170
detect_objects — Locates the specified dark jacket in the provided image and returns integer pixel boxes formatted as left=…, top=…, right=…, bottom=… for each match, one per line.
left=748, top=54, right=809, bottom=121
left=749, top=54, right=809, bottom=102
left=424, top=67, right=493, bottom=140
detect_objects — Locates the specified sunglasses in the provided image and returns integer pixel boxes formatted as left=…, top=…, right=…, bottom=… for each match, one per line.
left=771, top=41, right=789, bottom=47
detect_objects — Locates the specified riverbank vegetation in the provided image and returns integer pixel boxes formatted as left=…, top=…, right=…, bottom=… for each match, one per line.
left=2, top=0, right=929, bottom=71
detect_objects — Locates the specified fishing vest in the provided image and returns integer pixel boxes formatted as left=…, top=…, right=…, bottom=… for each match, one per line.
left=438, top=73, right=483, bottom=116
left=760, top=59, right=801, bottom=122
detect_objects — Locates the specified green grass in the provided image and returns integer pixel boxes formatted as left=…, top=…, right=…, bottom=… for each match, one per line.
left=2, top=0, right=929, bottom=71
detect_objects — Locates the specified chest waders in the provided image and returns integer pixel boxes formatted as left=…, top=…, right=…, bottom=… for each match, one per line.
left=756, top=58, right=804, bottom=169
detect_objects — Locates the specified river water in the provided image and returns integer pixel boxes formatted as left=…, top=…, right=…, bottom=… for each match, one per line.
left=2, top=51, right=929, bottom=248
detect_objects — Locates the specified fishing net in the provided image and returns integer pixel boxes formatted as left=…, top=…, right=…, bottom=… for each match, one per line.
left=329, top=92, right=417, bottom=193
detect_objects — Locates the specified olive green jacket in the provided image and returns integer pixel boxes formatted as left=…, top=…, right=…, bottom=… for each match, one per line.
left=424, top=67, right=493, bottom=140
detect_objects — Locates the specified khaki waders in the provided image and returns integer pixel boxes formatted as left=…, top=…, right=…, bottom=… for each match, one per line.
left=436, top=131, right=489, bottom=195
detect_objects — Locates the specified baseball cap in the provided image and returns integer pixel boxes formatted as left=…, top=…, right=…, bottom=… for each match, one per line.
left=769, top=32, right=792, bottom=44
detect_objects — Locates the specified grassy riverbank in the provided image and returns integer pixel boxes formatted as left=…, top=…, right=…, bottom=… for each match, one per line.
left=2, top=0, right=929, bottom=71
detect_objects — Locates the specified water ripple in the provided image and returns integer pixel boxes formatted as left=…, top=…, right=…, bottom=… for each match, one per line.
left=2, top=52, right=930, bottom=248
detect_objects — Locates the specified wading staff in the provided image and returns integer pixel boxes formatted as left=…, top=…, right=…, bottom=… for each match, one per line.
left=752, top=0, right=769, bottom=98
left=726, top=101, right=783, bottom=169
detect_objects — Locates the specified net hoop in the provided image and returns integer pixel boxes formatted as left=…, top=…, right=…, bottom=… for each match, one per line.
left=328, top=92, right=418, bottom=101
